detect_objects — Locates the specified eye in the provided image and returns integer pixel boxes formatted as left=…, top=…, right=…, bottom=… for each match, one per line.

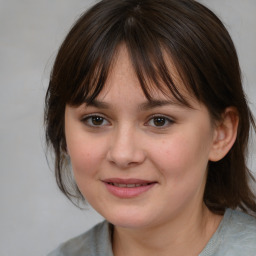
left=146, top=115, right=174, bottom=128
left=82, top=115, right=110, bottom=127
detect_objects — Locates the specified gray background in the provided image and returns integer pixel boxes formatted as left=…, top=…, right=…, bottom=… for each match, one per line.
left=0, top=1, right=255, bottom=255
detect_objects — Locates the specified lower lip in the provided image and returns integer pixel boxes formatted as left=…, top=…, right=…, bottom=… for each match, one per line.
left=104, top=182, right=156, bottom=198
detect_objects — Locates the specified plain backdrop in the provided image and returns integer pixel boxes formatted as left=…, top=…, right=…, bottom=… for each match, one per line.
left=0, top=1, right=255, bottom=255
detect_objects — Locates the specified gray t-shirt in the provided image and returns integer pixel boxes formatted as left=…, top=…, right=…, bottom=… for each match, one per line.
left=48, top=209, right=256, bottom=256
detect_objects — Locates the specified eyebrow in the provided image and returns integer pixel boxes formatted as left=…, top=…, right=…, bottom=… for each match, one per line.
left=86, top=100, right=110, bottom=109
left=86, top=99, right=185, bottom=111
left=138, top=100, right=183, bottom=111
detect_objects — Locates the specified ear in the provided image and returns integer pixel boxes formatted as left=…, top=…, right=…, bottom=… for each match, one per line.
left=209, top=107, right=239, bottom=162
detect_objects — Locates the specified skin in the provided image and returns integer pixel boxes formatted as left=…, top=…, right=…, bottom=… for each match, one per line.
left=65, top=45, right=226, bottom=255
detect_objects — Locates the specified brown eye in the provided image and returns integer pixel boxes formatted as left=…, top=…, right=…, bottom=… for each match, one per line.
left=91, top=116, right=104, bottom=125
left=82, top=115, right=110, bottom=127
left=153, top=117, right=166, bottom=126
left=147, top=116, right=174, bottom=128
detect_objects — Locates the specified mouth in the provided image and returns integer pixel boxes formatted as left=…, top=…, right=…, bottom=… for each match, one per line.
left=102, top=178, right=157, bottom=198
left=107, top=182, right=153, bottom=188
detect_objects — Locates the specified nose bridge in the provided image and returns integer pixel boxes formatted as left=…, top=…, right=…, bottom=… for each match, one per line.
left=107, top=122, right=145, bottom=168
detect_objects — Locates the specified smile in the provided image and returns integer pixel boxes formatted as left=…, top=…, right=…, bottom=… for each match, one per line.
left=108, top=183, right=152, bottom=188
left=103, top=178, right=157, bottom=198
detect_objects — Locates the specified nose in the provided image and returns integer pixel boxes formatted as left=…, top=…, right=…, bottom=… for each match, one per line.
left=106, top=126, right=146, bottom=168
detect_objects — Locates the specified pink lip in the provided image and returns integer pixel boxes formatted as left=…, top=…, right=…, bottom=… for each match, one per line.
left=102, top=178, right=157, bottom=198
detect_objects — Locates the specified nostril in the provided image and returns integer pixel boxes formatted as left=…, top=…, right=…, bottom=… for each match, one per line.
left=106, top=133, right=146, bottom=168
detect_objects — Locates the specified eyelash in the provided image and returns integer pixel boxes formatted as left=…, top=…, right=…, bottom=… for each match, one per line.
left=81, top=114, right=110, bottom=127
left=145, top=115, right=174, bottom=128
left=81, top=114, right=174, bottom=128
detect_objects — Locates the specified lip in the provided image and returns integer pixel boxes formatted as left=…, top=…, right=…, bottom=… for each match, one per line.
left=102, top=178, right=157, bottom=198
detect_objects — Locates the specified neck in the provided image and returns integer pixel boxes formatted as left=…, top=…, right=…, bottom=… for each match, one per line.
left=112, top=204, right=223, bottom=256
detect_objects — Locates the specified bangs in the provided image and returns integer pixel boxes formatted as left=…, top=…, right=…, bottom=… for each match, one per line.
left=61, top=2, right=194, bottom=108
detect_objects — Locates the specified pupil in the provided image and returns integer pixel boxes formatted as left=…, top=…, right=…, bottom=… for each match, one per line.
left=154, top=117, right=165, bottom=126
left=92, top=116, right=103, bottom=125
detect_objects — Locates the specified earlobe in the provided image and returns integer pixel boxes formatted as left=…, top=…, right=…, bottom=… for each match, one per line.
left=209, top=107, right=239, bottom=162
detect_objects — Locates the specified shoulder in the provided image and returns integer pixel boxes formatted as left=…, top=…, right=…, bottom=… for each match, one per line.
left=225, top=208, right=256, bottom=237
left=228, top=208, right=256, bottom=226
left=216, top=209, right=256, bottom=255
left=47, top=220, right=113, bottom=256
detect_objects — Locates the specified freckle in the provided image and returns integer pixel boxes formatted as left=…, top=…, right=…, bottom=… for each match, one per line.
left=82, top=152, right=90, bottom=158
left=165, top=150, right=171, bottom=155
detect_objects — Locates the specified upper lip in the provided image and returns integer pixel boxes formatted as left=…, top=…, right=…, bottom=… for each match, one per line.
left=102, top=178, right=156, bottom=184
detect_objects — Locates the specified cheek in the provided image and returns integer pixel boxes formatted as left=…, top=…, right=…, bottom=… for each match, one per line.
left=67, top=135, right=106, bottom=179
left=148, top=132, right=212, bottom=209
left=149, top=129, right=212, bottom=179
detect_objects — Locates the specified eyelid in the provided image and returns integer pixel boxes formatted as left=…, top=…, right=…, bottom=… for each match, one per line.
left=80, top=112, right=174, bottom=128
left=81, top=112, right=105, bottom=119
left=81, top=113, right=111, bottom=127
left=145, top=114, right=175, bottom=128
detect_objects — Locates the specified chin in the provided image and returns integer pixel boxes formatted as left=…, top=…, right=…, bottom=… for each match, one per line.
left=103, top=208, right=157, bottom=230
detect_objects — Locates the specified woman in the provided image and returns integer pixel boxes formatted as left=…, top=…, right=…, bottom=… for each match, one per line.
left=45, top=0, right=256, bottom=255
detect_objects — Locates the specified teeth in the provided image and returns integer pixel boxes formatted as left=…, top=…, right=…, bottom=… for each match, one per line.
left=110, top=183, right=148, bottom=188
left=127, top=184, right=136, bottom=188
left=113, top=183, right=126, bottom=187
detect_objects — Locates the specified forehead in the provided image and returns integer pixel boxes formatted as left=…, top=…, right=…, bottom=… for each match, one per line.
left=95, top=44, right=195, bottom=107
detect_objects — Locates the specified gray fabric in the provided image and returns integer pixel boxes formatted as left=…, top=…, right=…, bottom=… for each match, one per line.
left=48, top=209, right=256, bottom=256
left=47, top=220, right=113, bottom=256
left=199, top=209, right=256, bottom=256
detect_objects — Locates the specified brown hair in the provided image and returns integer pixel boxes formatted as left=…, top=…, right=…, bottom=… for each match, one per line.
left=45, top=0, right=256, bottom=213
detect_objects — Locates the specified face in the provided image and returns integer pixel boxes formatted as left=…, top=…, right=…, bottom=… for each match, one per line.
left=65, top=46, right=218, bottom=230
